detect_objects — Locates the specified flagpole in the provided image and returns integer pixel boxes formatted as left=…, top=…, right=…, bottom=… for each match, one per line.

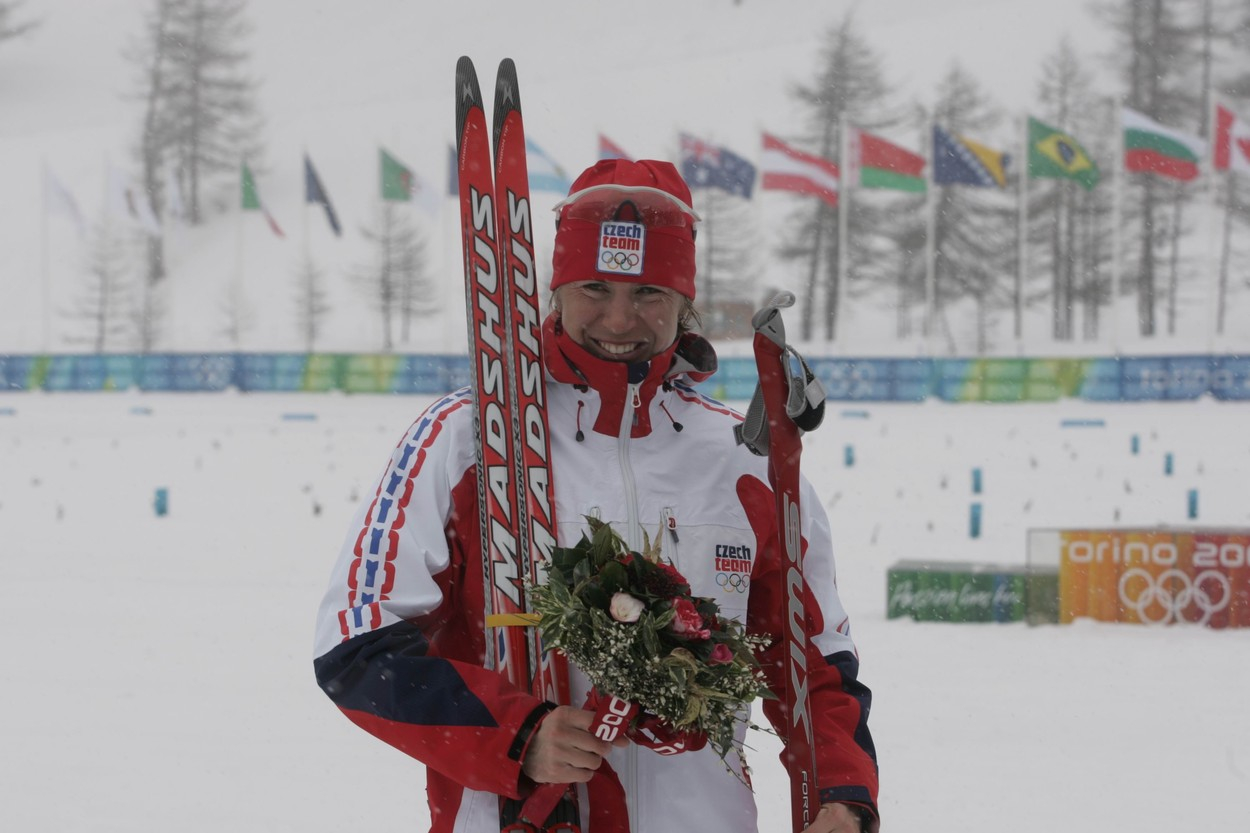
left=1016, top=115, right=1028, bottom=354
left=836, top=115, right=850, bottom=346
left=1215, top=97, right=1236, bottom=338
left=1205, top=96, right=1222, bottom=353
left=40, top=161, right=52, bottom=355
left=1110, top=99, right=1123, bottom=356
left=924, top=124, right=937, bottom=356
left=234, top=160, right=245, bottom=351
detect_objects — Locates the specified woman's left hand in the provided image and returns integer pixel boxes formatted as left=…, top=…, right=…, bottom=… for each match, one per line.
left=799, top=803, right=866, bottom=833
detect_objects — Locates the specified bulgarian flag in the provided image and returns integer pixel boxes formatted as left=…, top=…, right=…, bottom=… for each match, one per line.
left=759, top=132, right=839, bottom=207
left=242, top=162, right=285, bottom=237
left=854, top=128, right=926, bottom=192
left=1122, top=108, right=1204, bottom=182
left=1214, top=103, right=1250, bottom=174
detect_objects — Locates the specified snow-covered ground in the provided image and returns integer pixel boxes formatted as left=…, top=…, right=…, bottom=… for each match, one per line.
left=1, top=392, right=1246, bottom=832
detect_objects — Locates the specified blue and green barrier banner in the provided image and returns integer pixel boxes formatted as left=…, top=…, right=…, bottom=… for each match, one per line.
left=886, top=560, right=1060, bottom=624
left=1, top=352, right=1247, bottom=401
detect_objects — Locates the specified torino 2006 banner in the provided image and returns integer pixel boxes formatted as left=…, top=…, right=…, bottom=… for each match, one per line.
left=1028, top=529, right=1250, bottom=628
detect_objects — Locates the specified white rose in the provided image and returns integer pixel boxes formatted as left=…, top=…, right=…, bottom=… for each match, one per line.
left=609, top=592, right=645, bottom=623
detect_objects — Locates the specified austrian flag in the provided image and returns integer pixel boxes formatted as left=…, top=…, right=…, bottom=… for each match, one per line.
left=759, top=133, right=839, bottom=207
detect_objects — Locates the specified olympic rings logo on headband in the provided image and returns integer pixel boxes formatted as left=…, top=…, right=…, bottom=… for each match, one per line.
left=1117, top=567, right=1231, bottom=625
left=599, top=251, right=641, bottom=270
left=716, top=573, right=749, bottom=593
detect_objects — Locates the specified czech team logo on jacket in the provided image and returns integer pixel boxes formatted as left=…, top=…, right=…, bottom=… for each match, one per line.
left=597, top=220, right=645, bottom=276
left=715, top=543, right=752, bottom=594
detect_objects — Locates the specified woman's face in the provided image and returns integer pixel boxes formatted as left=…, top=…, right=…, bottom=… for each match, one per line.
left=556, top=280, right=684, bottom=363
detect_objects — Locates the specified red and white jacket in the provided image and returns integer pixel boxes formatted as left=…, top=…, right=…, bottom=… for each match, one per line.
left=314, top=317, right=879, bottom=833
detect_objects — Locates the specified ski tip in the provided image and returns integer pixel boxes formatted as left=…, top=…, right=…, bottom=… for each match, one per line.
left=494, top=59, right=521, bottom=115
left=455, top=56, right=483, bottom=154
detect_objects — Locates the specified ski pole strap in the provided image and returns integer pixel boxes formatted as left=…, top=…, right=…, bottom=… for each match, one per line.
left=735, top=293, right=826, bottom=457
left=487, top=612, right=543, bottom=628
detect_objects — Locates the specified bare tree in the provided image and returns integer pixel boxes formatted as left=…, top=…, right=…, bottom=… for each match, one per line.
left=928, top=64, right=1016, bottom=354
left=1098, top=0, right=1207, bottom=336
left=352, top=204, right=434, bottom=352
left=690, top=186, right=759, bottom=338
left=66, top=219, right=137, bottom=352
left=786, top=12, right=903, bottom=341
left=293, top=253, right=331, bottom=353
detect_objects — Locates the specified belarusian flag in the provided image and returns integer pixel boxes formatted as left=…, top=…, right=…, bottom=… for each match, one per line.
left=1122, top=108, right=1203, bottom=182
left=380, top=148, right=414, bottom=201
left=1214, top=103, right=1250, bottom=174
left=241, top=162, right=285, bottom=237
left=855, top=128, right=926, bottom=192
left=1027, top=117, right=1099, bottom=190
left=759, top=132, right=839, bottom=207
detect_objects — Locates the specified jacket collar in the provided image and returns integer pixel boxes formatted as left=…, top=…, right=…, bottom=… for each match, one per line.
left=542, top=314, right=717, bottom=438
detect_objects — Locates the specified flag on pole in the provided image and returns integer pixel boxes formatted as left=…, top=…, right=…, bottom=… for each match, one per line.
left=304, top=154, right=341, bottom=236
left=241, top=162, right=285, bottom=237
left=43, top=165, right=86, bottom=236
left=1027, top=117, right=1099, bottom=190
left=381, top=148, right=415, bottom=201
left=854, top=129, right=926, bottom=192
left=1214, top=103, right=1250, bottom=174
left=598, top=133, right=633, bottom=161
left=107, top=164, right=162, bottom=236
left=932, top=125, right=1009, bottom=187
left=526, top=138, right=572, bottom=192
left=759, top=132, right=839, bottom=207
left=1122, top=108, right=1204, bottom=182
left=679, top=133, right=756, bottom=198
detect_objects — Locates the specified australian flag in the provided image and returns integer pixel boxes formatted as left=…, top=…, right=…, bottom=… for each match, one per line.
left=679, top=133, right=756, bottom=198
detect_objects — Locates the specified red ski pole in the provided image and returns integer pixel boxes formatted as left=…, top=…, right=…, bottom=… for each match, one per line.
left=746, top=293, right=824, bottom=833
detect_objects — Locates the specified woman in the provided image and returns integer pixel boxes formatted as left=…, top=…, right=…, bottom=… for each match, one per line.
left=314, top=159, right=879, bottom=833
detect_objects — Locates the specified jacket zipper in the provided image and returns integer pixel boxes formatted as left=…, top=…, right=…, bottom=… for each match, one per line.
left=617, top=381, right=641, bottom=832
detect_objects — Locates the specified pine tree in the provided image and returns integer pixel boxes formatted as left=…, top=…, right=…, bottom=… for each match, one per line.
left=128, top=0, right=264, bottom=227
left=786, top=12, right=904, bottom=341
left=124, top=0, right=179, bottom=285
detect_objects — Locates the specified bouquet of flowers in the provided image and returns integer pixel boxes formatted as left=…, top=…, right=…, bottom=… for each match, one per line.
left=528, top=517, right=772, bottom=760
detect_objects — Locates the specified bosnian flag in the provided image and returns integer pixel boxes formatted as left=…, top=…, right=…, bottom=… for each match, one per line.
left=1122, top=107, right=1204, bottom=182
left=598, top=133, right=632, bottom=162
left=1214, top=103, right=1250, bottom=174
left=759, top=133, right=839, bottom=207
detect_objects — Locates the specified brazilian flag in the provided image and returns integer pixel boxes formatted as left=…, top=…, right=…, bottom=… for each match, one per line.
left=1028, top=117, right=1099, bottom=190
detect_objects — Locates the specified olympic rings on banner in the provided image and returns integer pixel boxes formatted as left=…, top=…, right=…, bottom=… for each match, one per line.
left=716, top=573, right=749, bottom=593
left=1117, top=567, right=1231, bottom=625
left=599, top=251, right=641, bottom=271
